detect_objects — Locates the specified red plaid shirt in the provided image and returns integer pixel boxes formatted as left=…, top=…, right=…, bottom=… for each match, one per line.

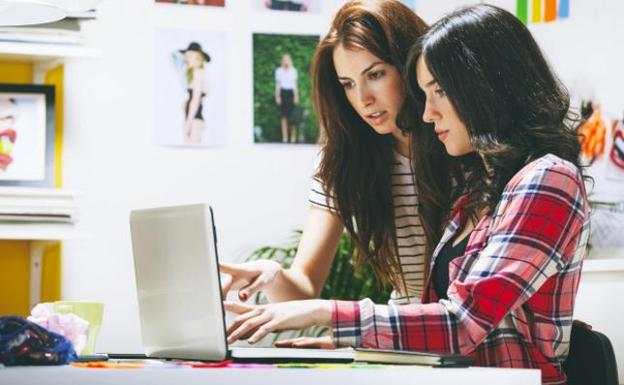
left=332, top=154, right=590, bottom=385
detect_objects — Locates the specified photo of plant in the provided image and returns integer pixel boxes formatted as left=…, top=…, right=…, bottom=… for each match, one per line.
left=253, top=33, right=319, bottom=144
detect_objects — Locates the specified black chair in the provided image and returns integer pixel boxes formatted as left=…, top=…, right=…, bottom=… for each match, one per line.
left=563, top=320, right=619, bottom=385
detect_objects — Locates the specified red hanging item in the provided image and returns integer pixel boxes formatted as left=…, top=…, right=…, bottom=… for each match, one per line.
left=610, top=118, right=624, bottom=169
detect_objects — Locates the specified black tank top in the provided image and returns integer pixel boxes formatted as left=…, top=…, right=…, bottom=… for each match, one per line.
left=432, top=233, right=471, bottom=300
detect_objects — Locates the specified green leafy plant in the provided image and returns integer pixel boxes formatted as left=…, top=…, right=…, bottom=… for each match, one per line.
left=245, top=230, right=392, bottom=340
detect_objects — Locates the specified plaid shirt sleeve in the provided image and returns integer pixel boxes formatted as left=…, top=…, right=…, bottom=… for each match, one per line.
left=332, top=159, right=588, bottom=354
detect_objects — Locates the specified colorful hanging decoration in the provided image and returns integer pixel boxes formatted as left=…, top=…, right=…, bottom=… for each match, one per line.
left=578, top=101, right=606, bottom=165
left=611, top=117, right=624, bottom=170
left=516, top=0, right=569, bottom=25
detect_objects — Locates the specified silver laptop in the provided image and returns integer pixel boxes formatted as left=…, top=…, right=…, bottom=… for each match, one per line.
left=129, top=203, right=353, bottom=362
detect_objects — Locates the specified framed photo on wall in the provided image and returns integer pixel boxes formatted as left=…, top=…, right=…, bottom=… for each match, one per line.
left=254, top=0, right=322, bottom=13
left=154, top=0, right=226, bottom=7
left=154, top=28, right=227, bottom=147
left=0, top=84, right=55, bottom=187
left=253, top=33, right=320, bottom=144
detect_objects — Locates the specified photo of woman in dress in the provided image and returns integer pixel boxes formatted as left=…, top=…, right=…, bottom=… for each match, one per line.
left=253, top=33, right=319, bottom=144
left=275, top=53, right=299, bottom=143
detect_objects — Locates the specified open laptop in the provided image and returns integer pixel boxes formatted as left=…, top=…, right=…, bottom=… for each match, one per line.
left=129, top=203, right=353, bottom=363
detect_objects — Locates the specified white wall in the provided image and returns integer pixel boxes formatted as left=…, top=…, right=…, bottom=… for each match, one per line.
left=418, top=0, right=624, bottom=201
left=59, top=0, right=624, bottom=363
left=60, top=0, right=345, bottom=352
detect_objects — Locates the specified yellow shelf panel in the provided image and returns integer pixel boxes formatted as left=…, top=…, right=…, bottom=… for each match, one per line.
left=0, top=61, right=65, bottom=314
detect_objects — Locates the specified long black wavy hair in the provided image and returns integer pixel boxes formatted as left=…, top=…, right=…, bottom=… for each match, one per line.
left=312, top=0, right=459, bottom=289
left=404, top=4, right=583, bottom=220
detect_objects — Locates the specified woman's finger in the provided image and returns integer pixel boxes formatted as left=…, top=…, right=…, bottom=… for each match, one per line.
left=273, top=337, right=308, bottom=348
left=248, top=320, right=279, bottom=344
left=227, top=308, right=262, bottom=335
left=223, top=301, right=255, bottom=314
left=227, top=312, right=272, bottom=344
left=219, top=262, right=242, bottom=276
left=237, top=275, right=267, bottom=301
left=275, top=336, right=334, bottom=349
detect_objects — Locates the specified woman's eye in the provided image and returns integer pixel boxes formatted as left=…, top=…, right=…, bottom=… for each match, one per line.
left=434, top=89, right=446, bottom=97
left=341, top=81, right=354, bottom=90
left=368, top=70, right=384, bottom=80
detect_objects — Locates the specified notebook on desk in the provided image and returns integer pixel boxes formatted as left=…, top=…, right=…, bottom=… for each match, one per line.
left=128, top=203, right=473, bottom=367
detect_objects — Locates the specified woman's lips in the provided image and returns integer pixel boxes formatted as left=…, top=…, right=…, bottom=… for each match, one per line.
left=367, top=111, right=388, bottom=125
left=436, top=130, right=449, bottom=141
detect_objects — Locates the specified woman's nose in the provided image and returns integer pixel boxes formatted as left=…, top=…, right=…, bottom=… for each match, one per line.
left=357, top=84, right=373, bottom=107
left=422, top=101, right=438, bottom=123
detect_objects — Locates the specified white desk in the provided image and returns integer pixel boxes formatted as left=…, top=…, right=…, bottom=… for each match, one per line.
left=0, top=365, right=540, bottom=385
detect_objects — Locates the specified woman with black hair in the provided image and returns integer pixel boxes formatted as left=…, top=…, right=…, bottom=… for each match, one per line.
left=224, top=4, right=590, bottom=384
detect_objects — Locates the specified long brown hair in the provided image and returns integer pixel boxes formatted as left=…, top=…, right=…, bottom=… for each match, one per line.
left=311, top=0, right=458, bottom=290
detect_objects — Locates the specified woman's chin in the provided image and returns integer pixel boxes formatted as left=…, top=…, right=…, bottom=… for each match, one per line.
left=444, top=145, right=474, bottom=157
left=370, top=125, right=399, bottom=136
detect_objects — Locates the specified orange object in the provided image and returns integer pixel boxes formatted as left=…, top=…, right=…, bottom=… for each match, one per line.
left=544, top=0, right=557, bottom=22
left=578, top=107, right=607, bottom=163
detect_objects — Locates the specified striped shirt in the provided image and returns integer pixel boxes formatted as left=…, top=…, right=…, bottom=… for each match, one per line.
left=331, top=154, right=590, bottom=385
left=309, top=151, right=425, bottom=304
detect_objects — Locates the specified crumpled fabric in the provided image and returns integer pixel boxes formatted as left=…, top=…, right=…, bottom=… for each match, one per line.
left=27, top=303, right=88, bottom=354
left=0, top=316, right=77, bottom=366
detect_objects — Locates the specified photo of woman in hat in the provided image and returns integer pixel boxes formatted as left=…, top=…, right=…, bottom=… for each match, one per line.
left=179, top=41, right=210, bottom=144
left=155, top=29, right=226, bottom=147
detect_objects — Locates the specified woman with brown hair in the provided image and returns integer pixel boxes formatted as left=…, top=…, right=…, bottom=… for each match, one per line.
left=222, top=0, right=459, bottom=345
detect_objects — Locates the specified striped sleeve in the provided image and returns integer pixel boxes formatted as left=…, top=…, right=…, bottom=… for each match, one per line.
left=332, top=160, right=588, bottom=354
left=308, top=154, right=338, bottom=212
left=309, top=175, right=338, bottom=212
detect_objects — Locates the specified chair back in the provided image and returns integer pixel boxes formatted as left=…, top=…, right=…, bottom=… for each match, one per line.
left=563, top=320, right=619, bottom=385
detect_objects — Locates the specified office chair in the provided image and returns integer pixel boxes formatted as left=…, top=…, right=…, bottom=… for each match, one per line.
left=563, top=320, right=619, bottom=385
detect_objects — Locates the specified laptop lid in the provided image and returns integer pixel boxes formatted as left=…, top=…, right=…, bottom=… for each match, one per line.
left=130, top=203, right=228, bottom=361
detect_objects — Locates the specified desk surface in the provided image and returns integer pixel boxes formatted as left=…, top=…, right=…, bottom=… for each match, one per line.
left=0, top=365, right=540, bottom=385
